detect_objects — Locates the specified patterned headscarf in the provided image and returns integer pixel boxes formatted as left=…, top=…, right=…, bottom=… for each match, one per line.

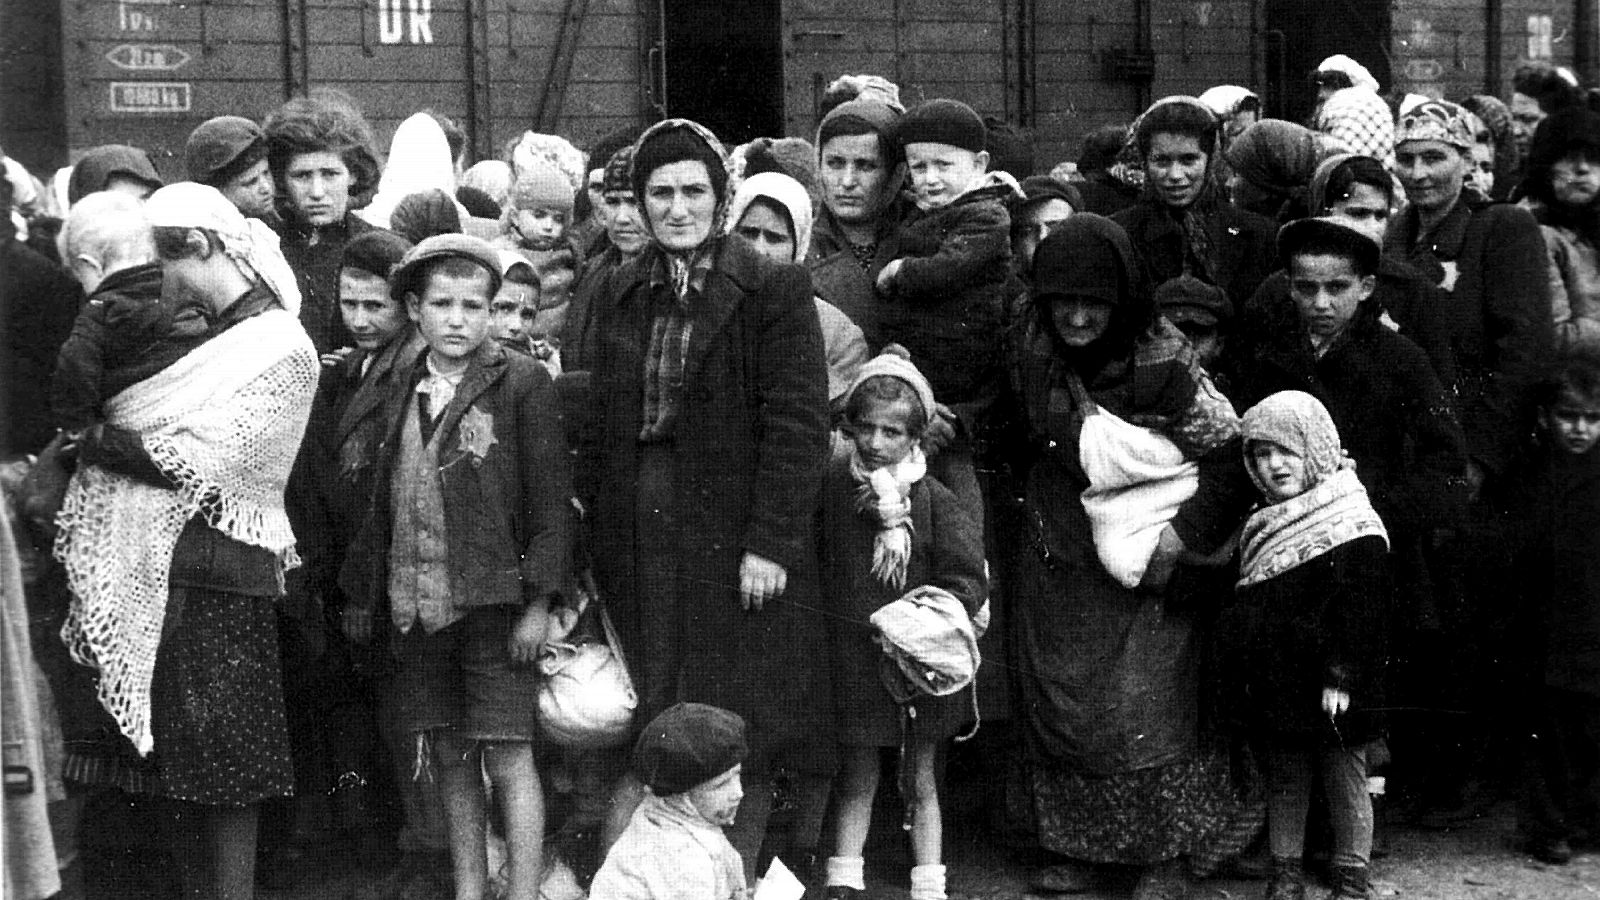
left=1237, top=390, right=1388, bottom=586
left=601, top=145, right=635, bottom=195
left=1396, top=100, right=1476, bottom=151
left=145, top=181, right=303, bottom=316
left=1315, top=87, right=1396, bottom=165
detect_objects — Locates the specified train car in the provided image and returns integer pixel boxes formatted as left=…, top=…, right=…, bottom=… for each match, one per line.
left=1, top=0, right=1592, bottom=182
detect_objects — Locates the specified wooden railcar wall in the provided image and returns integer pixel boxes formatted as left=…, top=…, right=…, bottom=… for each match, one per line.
left=1389, top=0, right=1579, bottom=101
left=59, top=0, right=642, bottom=181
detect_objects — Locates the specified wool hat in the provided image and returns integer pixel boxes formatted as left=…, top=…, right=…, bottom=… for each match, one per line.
left=342, top=229, right=414, bottom=280
left=1395, top=100, right=1475, bottom=151
left=389, top=232, right=503, bottom=301
left=632, top=703, right=747, bottom=796
left=601, top=145, right=636, bottom=195
left=186, top=116, right=268, bottom=186
left=1155, top=274, right=1232, bottom=327
left=1016, top=174, right=1083, bottom=214
left=897, top=99, right=987, bottom=154
left=846, top=343, right=936, bottom=423
left=456, top=185, right=501, bottom=219
left=1277, top=217, right=1380, bottom=277
left=984, top=116, right=1035, bottom=178
left=817, top=98, right=903, bottom=149
left=389, top=188, right=463, bottom=244
left=736, top=137, right=819, bottom=200
left=67, top=144, right=163, bottom=205
left=509, top=165, right=575, bottom=213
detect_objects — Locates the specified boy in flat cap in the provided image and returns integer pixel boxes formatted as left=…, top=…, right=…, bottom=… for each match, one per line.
left=591, top=703, right=750, bottom=900
left=186, top=115, right=275, bottom=220
left=340, top=233, right=574, bottom=900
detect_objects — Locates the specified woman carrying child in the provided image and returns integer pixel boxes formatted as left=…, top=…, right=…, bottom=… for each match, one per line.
left=53, top=182, right=320, bottom=900
left=1003, top=214, right=1261, bottom=900
left=818, top=347, right=987, bottom=900
left=1222, top=390, right=1393, bottom=900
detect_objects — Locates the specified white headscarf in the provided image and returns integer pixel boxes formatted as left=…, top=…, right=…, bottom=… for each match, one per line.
left=722, top=170, right=815, bottom=263
left=360, top=112, right=465, bottom=229
left=145, top=182, right=303, bottom=316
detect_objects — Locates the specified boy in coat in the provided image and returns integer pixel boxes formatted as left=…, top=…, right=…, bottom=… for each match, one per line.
left=340, top=233, right=573, bottom=900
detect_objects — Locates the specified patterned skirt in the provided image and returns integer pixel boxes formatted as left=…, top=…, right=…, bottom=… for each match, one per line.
left=1007, top=748, right=1264, bottom=876
left=63, top=586, right=294, bottom=807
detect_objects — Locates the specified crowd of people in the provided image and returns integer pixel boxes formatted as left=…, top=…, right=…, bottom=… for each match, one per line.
left=2, top=53, right=1599, bottom=900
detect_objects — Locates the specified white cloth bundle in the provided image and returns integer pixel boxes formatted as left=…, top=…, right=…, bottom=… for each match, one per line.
left=1078, top=405, right=1200, bottom=588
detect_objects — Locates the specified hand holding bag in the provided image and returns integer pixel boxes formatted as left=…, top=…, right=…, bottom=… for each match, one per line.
left=537, top=601, right=636, bottom=749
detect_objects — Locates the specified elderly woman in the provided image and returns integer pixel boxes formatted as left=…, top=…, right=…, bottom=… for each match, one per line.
left=1003, top=214, right=1260, bottom=900
left=53, top=183, right=319, bottom=900
left=582, top=119, right=832, bottom=881
left=1112, top=96, right=1278, bottom=313
left=563, top=145, right=649, bottom=372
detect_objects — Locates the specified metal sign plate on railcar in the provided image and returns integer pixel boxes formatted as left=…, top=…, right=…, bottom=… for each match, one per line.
left=105, top=43, right=192, bottom=71
left=109, top=82, right=192, bottom=113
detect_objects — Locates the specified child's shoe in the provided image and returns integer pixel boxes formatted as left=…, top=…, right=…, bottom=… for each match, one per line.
left=1328, top=864, right=1371, bottom=900
left=1264, top=856, right=1307, bottom=900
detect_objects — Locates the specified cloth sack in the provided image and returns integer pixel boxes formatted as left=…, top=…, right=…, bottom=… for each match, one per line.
left=869, top=586, right=981, bottom=701
left=1079, top=403, right=1200, bottom=588
left=537, top=601, right=636, bottom=750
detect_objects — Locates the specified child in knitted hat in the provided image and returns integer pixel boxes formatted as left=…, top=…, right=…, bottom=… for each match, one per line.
left=590, top=703, right=749, bottom=900
left=818, top=346, right=987, bottom=900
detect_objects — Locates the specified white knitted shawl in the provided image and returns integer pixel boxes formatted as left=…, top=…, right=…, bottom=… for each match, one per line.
left=55, top=307, right=318, bottom=754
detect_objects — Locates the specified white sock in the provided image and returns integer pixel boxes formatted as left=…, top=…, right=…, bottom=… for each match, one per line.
left=825, top=856, right=865, bottom=890
left=910, top=863, right=947, bottom=900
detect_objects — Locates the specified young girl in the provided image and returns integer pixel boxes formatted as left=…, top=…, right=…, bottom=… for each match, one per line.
left=1224, top=390, right=1392, bottom=900
left=820, top=347, right=986, bottom=900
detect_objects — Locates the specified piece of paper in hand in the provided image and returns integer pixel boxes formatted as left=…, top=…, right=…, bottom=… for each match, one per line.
left=752, top=858, right=806, bottom=900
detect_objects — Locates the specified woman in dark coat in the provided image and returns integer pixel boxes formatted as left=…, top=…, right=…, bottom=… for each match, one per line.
left=1383, top=100, right=1554, bottom=815
left=581, top=119, right=832, bottom=881
left=1112, top=96, right=1278, bottom=313
left=1003, top=214, right=1261, bottom=900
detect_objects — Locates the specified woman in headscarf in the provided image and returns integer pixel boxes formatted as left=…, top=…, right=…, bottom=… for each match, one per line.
left=359, top=111, right=467, bottom=232
left=1002, top=214, right=1261, bottom=900
left=1225, top=120, right=1349, bottom=222
left=580, top=120, right=832, bottom=882
left=564, top=146, right=649, bottom=372
left=726, top=170, right=870, bottom=407
left=1197, top=85, right=1262, bottom=146
left=1112, top=96, right=1278, bottom=317
left=1519, top=107, right=1600, bottom=351
left=1384, top=98, right=1553, bottom=823
left=1460, top=95, right=1520, bottom=200
left=53, top=182, right=319, bottom=900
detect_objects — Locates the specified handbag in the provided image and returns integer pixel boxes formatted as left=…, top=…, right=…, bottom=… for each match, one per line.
left=15, top=431, right=72, bottom=547
left=537, top=600, right=637, bottom=750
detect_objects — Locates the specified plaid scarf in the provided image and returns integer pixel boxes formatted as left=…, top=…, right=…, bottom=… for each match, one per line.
left=639, top=244, right=715, bottom=442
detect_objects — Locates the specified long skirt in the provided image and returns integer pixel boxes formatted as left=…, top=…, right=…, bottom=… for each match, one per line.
left=1006, top=544, right=1261, bottom=873
left=63, top=586, right=294, bottom=807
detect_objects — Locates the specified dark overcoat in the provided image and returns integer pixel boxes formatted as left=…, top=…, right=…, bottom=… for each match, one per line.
left=582, top=236, right=833, bottom=769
